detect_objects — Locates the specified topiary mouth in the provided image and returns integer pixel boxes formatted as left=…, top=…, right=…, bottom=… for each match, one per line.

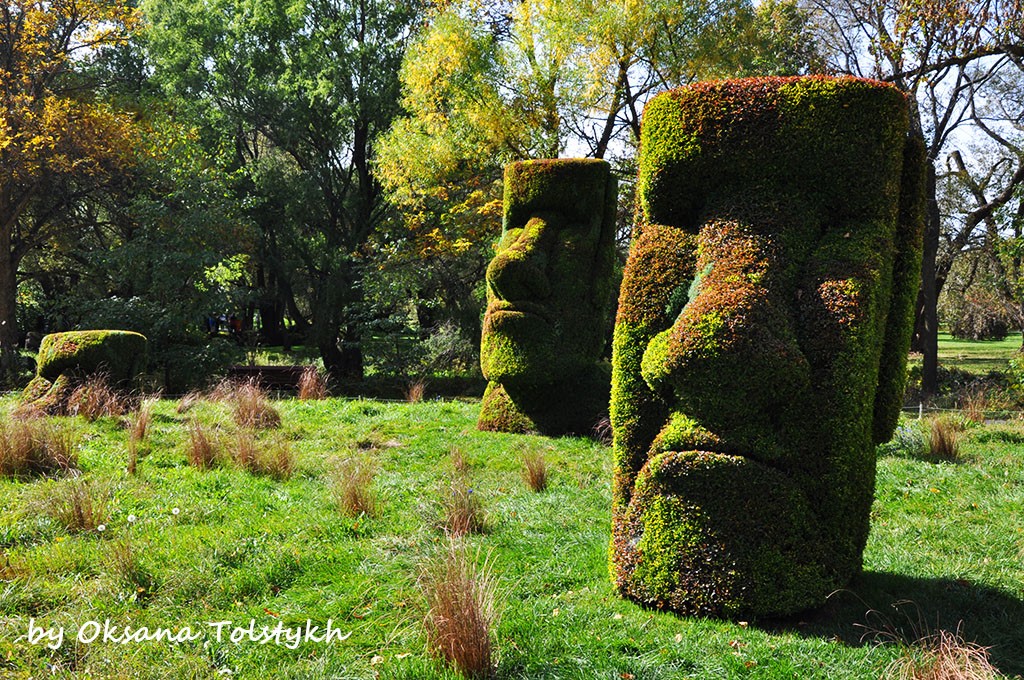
left=486, top=300, right=553, bottom=324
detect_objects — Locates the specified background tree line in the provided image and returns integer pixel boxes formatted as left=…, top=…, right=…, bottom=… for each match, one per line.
left=1, top=0, right=1021, bottom=394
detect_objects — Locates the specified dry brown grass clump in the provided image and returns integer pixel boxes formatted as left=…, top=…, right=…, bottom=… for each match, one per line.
left=591, top=416, right=613, bottom=444
left=959, top=389, right=988, bottom=425
left=0, top=419, right=78, bottom=477
left=106, top=538, right=157, bottom=596
left=405, top=379, right=427, bottom=404
left=884, top=627, right=1000, bottom=680
left=419, top=539, right=498, bottom=679
left=440, top=474, right=486, bottom=537
left=176, top=391, right=202, bottom=414
left=449, top=447, right=469, bottom=475
left=520, top=450, right=548, bottom=493
left=186, top=419, right=220, bottom=469
left=927, top=417, right=962, bottom=463
left=227, top=379, right=282, bottom=429
left=41, top=478, right=110, bottom=533
left=126, top=397, right=158, bottom=475
left=232, top=430, right=295, bottom=480
left=67, top=374, right=129, bottom=420
left=298, top=366, right=329, bottom=400
left=330, top=456, right=378, bottom=517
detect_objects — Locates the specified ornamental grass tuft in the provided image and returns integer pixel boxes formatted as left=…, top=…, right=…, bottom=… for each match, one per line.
left=419, top=539, right=498, bottom=679
left=330, top=455, right=378, bottom=518
left=0, top=418, right=77, bottom=477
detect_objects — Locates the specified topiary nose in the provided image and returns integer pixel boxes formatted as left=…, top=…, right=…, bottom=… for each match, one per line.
left=486, top=216, right=555, bottom=302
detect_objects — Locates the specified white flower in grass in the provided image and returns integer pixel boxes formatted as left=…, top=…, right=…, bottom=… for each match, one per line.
left=97, top=524, right=106, bottom=533
left=127, top=514, right=136, bottom=523
left=171, top=507, right=180, bottom=516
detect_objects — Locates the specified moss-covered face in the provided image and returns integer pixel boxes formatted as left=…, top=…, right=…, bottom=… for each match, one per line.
left=480, top=159, right=617, bottom=388
left=610, top=77, right=925, bottom=618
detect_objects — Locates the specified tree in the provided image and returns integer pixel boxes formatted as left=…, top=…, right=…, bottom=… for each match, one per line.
left=799, top=0, right=1024, bottom=393
left=144, top=0, right=422, bottom=380
left=0, top=0, right=141, bottom=384
left=375, top=0, right=821, bottom=366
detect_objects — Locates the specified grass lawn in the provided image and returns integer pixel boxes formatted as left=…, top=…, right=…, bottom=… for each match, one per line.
left=0, top=396, right=1022, bottom=679
left=911, top=332, right=1024, bottom=375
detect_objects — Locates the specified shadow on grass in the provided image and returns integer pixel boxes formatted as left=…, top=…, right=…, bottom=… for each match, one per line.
left=763, top=571, right=1024, bottom=677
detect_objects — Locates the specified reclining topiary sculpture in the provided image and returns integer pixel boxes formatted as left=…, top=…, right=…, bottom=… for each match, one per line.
left=22, top=330, right=148, bottom=413
left=609, top=76, right=925, bottom=618
left=478, top=158, right=618, bottom=436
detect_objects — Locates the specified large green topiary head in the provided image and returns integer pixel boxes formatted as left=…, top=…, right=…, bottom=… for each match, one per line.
left=610, top=76, right=925, bottom=618
left=480, top=158, right=617, bottom=389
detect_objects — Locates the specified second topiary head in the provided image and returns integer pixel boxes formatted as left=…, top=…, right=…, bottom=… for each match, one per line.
left=478, top=158, right=618, bottom=436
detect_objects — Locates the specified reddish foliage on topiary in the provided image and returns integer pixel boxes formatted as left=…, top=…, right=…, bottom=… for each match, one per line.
left=610, top=76, right=925, bottom=618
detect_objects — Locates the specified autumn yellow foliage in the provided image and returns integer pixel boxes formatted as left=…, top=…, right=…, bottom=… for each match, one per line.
left=0, top=0, right=142, bottom=374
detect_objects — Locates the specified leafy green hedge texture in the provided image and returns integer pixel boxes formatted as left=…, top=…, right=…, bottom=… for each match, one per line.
left=22, top=330, right=148, bottom=412
left=610, top=76, right=925, bottom=618
left=478, top=158, right=617, bottom=435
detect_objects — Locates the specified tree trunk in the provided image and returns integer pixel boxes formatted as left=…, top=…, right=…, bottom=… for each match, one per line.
left=319, top=338, right=343, bottom=381
left=340, top=323, right=364, bottom=382
left=0, top=223, right=20, bottom=387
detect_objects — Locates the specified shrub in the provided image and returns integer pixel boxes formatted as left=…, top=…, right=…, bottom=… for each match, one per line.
left=330, top=456, right=378, bottom=518
left=35, top=330, right=147, bottom=383
left=22, top=331, right=148, bottom=415
left=421, top=321, right=480, bottom=377
left=298, top=366, right=329, bottom=400
left=157, top=338, right=244, bottom=395
left=477, top=159, right=617, bottom=436
left=419, top=539, right=498, bottom=679
left=878, top=421, right=927, bottom=459
left=945, top=289, right=1011, bottom=341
